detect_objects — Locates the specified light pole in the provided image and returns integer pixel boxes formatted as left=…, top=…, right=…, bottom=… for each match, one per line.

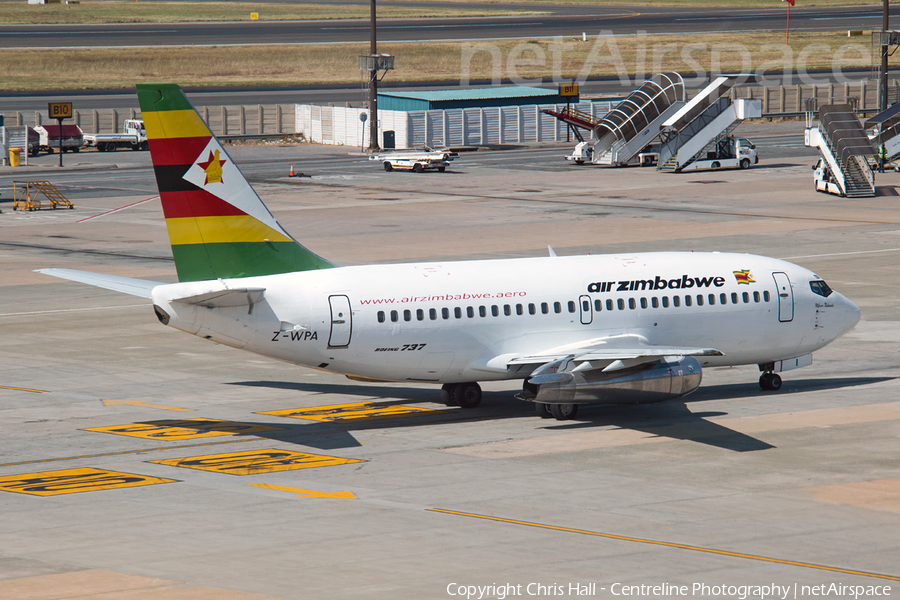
left=368, top=0, right=379, bottom=151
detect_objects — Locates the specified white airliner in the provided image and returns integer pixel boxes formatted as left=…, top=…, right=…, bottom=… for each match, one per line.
left=38, top=84, right=861, bottom=420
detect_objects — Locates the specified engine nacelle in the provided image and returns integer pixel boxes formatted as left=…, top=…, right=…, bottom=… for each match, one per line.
left=519, top=356, right=702, bottom=405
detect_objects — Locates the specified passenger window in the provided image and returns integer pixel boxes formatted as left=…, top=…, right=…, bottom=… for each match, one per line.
left=404, top=309, right=412, bottom=322
left=617, top=298, right=625, bottom=310
left=467, top=306, right=474, bottom=318
left=516, top=304, right=524, bottom=315
left=684, top=295, right=691, bottom=307
left=391, top=310, right=399, bottom=322
left=697, top=295, right=704, bottom=306
left=491, top=305, right=499, bottom=317
left=554, top=302, right=562, bottom=314
left=640, top=298, right=648, bottom=309
left=594, top=299, right=602, bottom=312
left=629, top=298, right=636, bottom=310
left=430, top=308, right=437, bottom=320
left=442, top=307, right=450, bottom=320
left=651, top=297, right=659, bottom=308
left=454, top=307, right=462, bottom=319
left=377, top=311, right=385, bottom=323
left=504, top=304, right=511, bottom=316
left=417, top=309, right=425, bottom=321
left=662, top=296, right=669, bottom=308
left=568, top=301, right=577, bottom=313
left=742, top=292, right=749, bottom=303
left=731, top=293, right=738, bottom=304
left=541, top=302, right=549, bottom=314
left=582, top=300, right=590, bottom=312
left=606, top=299, right=614, bottom=311
left=721, top=293, right=728, bottom=305
left=753, top=291, right=760, bottom=302
left=764, top=291, right=771, bottom=302
left=708, top=294, right=715, bottom=305
left=528, top=303, right=536, bottom=315
left=479, top=306, right=487, bottom=317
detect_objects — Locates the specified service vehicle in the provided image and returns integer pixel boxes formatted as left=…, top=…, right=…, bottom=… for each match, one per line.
left=374, top=147, right=457, bottom=173
left=678, top=137, right=758, bottom=172
left=83, top=119, right=148, bottom=152
left=33, top=124, right=84, bottom=154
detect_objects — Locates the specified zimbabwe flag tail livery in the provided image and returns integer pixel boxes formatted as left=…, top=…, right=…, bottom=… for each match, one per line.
left=136, top=83, right=335, bottom=282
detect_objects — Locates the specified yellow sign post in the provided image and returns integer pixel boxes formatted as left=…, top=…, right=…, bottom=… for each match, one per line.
left=47, top=102, right=73, bottom=167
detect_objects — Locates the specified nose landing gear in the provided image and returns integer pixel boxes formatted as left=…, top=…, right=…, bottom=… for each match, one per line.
left=759, top=372, right=782, bottom=391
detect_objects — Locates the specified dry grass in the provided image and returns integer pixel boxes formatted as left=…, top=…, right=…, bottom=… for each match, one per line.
left=412, top=0, right=877, bottom=6
left=0, top=1, right=538, bottom=25
left=0, top=30, right=882, bottom=91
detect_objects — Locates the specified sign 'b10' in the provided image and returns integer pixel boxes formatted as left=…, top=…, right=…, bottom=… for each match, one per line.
left=48, top=102, right=73, bottom=120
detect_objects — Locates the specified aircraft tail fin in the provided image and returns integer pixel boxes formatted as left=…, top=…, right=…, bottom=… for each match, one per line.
left=136, top=83, right=335, bottom=282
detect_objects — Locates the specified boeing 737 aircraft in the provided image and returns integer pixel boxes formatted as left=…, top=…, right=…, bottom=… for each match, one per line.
left=38, top=84, right=861, bottom=420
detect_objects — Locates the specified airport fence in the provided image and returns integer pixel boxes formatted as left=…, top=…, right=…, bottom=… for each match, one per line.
left=4, top=80, right=898, bottom=143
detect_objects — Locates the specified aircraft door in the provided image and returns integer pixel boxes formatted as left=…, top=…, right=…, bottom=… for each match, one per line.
left=328, top=295, right=352, bottom=347
left=579, top=295, right=593, bottom=325
left=772, top=272, right=794, bottom=322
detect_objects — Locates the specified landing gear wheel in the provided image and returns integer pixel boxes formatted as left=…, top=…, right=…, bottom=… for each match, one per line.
left=383, top=162, right=393, bottom=172
left=413, top=163, right=424, bottom=173
left=740, top=158, right=750, bottom=169
left=759, top=373, right=782, bottom=391
left=535, top=403, right=552, bottom=418
left=452, top=382, right=482, bottom=408
left=441, top=383, right=458, bottom=406
left=549, top=403, right=578, bottom=420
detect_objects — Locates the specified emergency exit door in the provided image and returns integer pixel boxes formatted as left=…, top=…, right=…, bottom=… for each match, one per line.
left=328, top=295, right=352, bottom=347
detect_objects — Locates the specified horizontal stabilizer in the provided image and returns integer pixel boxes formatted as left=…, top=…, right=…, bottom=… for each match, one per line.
left=170, top=287, right=265, bottom=308
left=34, top=268, right=161, bottom=298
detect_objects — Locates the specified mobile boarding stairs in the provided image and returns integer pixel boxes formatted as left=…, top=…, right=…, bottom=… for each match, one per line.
left=805, top=103, right=876, bottom=198
left=543, top=72, right=686, bottom=167
left=656, top=76, right=762, bottom=172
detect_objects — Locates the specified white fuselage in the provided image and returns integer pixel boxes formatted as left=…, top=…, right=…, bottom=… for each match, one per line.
left=150, top=252, right=860, bottom=384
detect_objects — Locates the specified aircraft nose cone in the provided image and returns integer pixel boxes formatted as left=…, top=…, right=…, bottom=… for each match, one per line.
left=838, top=293, right=861, bottom=333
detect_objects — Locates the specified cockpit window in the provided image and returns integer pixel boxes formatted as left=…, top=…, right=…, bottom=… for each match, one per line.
left=809, top=280, right=833, bottom=298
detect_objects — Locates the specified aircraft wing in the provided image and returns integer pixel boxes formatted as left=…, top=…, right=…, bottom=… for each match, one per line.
left=34, top=268, right=162, bottom=299
left=471, top=334, right=724, bottom=375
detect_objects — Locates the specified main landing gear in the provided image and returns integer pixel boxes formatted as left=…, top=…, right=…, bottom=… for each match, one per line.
left=535, top=402, right=579, bottom=420
left=759, top=372, right=782, bottom=391
left=441, top=382, right=482, bottom=408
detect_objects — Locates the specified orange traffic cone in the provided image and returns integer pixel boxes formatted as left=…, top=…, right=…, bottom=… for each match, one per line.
left=289, top=163, right=295, bottom=177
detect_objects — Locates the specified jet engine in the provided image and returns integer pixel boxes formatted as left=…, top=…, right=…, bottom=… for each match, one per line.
left=519, top=356, right=702, bottom=405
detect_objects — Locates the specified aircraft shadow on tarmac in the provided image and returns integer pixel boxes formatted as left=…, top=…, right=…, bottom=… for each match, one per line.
left=213, top=376, right=891, bottom=453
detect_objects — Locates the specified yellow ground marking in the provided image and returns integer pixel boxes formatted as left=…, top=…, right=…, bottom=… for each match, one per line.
left=102, top=399, right=195, bottom=412
left=0, top=385, right=48, bottom=393
left=83, top=418, right=280, bottom=441
left=428, top=509, right=900, bottom=582
left=150, top=449, right=364, bottom=475
left=0, top=468, right=176, bottom=496
left=803, top=478, right=900, bottom=514
left=249, top=483, right=356, bottom=499
left=258, top=401, right=451, bottom=423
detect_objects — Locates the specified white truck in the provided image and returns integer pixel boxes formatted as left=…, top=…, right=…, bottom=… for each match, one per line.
left=373, top=147, right=457, bottom=173
left=678, top=137, right=758, bottom=172
left=83, top=119, right=148, bottom=152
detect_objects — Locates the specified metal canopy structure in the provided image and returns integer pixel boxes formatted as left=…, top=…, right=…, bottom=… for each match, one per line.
left=593, top=72, right=685, bottom=146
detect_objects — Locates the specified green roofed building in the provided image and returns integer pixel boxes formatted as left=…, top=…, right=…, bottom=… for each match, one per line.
left=376, top=87, right=579, bottom=112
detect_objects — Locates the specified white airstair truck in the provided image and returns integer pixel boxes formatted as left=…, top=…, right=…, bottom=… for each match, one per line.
left=657, top=76, right=762, bottom=172
left=805, top=103, right=876, bottom=198
left=545, top=72, right=686, bottom=167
